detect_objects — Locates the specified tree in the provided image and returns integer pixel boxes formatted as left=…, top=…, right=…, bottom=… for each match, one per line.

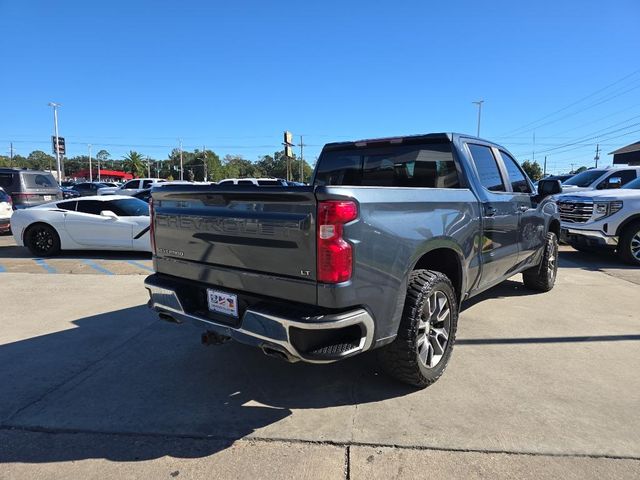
left=255, top=150, right=314, bottom=182
left=27, top=150, right=56, bottom=171
left=96, top=150, right=110, bottom=162
left=575, top=166, right=588, bottom=174
left=222, top=155, right=258, bottom=178
left=122, top=151, right=146, bottom=177
left=521, top=160, right=543, bottom=181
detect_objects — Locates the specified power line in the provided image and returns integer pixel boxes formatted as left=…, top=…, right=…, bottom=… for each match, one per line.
left=500, top=69, right=640, bottom=136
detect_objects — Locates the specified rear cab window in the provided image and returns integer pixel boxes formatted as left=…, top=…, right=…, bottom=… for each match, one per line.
left=314, top=142, right=460, bottom=188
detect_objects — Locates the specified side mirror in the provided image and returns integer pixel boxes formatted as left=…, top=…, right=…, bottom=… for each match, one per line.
left=100, top=210, right=118, bottom=219
left=537, top=179, right=562, bottom=197
left=607, top=177, right=622, bottom=189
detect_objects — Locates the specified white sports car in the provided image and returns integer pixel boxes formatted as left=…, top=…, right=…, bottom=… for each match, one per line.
left=11, top=195, right=152, bottom=256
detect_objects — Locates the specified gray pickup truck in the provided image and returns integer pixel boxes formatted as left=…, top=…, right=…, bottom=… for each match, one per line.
left=145, top=133, right=562, bottom=388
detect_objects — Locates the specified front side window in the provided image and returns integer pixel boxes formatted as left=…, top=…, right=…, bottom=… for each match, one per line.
left=238, top=180, right=255, bottom=185
left=500, top=151, right=532, bottom=193
left=600, top=170, right=637, bottom=189
left=468, top=144, right=506, bottom=192
left=122, top=180, right=139, bottom=189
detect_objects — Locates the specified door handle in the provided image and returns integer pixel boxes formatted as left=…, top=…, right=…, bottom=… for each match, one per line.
left=518, top=205, right=529, bottom=212
left=484, top=206, right=497, bottom=217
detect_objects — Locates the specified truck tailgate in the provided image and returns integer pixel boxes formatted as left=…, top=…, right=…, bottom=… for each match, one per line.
left=152, top=185, right=317, bottom=284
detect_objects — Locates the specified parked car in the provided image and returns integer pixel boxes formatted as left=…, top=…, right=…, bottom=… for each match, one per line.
left=559, top=176, right=640, bottom=265
left=11, top=195, right=151, bottom=256
left=60, top=181, right=76, bottom=188
left=61, top=187, right=81, bottom=199
left=0, top=188, right=13, bottom=234
left=216, top=177, right=289, bottom=186
left=560, top=166, right=640, bottom=192
left=144, top=132, right=562, bottom=388
left=0, top=168, right=62, bottom=209
left=98, top=178, right=166, bottom=196
left=71, top=182, right=114, bottom=197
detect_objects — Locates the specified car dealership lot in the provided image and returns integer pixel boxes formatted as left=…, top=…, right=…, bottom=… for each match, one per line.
left=0, top=244, right=639, bottom=478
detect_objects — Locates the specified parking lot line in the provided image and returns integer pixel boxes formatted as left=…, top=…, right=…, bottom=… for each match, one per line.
left=81, top=260, right=114, bottom=275
left=126, top=260, right=154, bottom=272
left=34, top=259, right=56, bottom=274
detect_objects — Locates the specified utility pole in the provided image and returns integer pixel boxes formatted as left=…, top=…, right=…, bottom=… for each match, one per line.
left=97, top=150, right=101, bottom=182
left=88, top=144, right=93, bottom=182
left=594, top=144, right=600, bottom=168
left=147, top=156, right=151, bottom=178
left=472, top=100, right=484, bottom=137
left=532, top=131, right=536, bottom=162
left=299, top=135, right=306, bottom=182
left=9, top=142, right=14, bottom=168
left=179, top=139, right=184, bottom=180
left=48, top=102, right=62, bottom=181
left=571, top=163, right=575, bottom=174
left=543, top=156, right=547, bottom=177
left=202, top=145, right=207, bottom=181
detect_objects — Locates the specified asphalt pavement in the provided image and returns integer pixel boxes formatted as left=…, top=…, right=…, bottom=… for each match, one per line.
left=0, top=236, right=639, bottom=479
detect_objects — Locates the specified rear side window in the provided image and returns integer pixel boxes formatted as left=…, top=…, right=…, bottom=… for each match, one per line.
left=76, top=200, right=105, bottom=215
left=499, top=151, right=532, bottom=193
left=257, top=180, right=281, bottom=186
left=237, top=180, right=255, bottom=185
left=142, top=180, right=154, bottom=188
left=56, top=201, right=77, bottom=211
left=314, top=143, right=460, bottom=188
left=468, top=144, right=506, bottom=192
left=0, top=173, right=15, bottom=189
left=22, top=173, right=56, bottom=188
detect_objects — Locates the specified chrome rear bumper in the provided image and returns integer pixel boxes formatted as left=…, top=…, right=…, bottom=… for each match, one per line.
left=144, top=275, right=375, bottom=364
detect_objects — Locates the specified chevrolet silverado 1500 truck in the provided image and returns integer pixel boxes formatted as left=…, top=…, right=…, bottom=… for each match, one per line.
left=145, top=133, right=562, bottom=388
left=559, top=176, right=640, bottom=265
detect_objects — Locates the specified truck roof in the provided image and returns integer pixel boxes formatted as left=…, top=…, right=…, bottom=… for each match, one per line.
left=322, top=132, right=499, bottom=151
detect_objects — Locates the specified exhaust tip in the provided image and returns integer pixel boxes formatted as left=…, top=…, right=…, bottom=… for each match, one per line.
left=261, top=345, right=297, bottom=363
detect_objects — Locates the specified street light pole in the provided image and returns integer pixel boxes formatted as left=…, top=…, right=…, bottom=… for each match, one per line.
left=48, top=102, right=62, bottom=181
left=88, top=144, right=92, bottom=182
left=472, top=100, right=484, bottom=137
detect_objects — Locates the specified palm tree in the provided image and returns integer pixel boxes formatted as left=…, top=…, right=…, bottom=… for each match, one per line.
left=122, top=151, right=146, bottom=177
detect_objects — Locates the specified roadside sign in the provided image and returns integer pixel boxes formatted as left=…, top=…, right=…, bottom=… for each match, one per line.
left=51, top=136, right=66, bottom=155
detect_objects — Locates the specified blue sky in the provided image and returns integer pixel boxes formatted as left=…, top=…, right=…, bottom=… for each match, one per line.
left=1, top=0, right=639, bottom=173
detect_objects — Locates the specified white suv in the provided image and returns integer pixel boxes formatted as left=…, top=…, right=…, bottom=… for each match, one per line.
left=216, top=178, right=290, bottom=186
left=559, top=176, right=640, bottom=265
left=98, top=178, right=166, bottom=196
left=561, top=166, right=640, bottom=192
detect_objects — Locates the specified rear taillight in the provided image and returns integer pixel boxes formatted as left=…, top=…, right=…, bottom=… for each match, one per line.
left=317, top=200, right=358, bottom=283
left=149, top=197, right=156, bottom=254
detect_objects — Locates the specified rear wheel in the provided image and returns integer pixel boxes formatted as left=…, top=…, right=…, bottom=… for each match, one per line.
left=378, top=270, right=458, bottom=388
left=523, top=231, right=558, bottom=292
left=618, top=221, right=640, bottom=266
left=25, top=224, right=61, bottom=257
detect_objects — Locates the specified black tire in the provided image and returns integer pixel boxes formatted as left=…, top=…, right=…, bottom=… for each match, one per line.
left=25, top=223, right=61, bottom=257
left=618, top=221, right=640, bottom=266
left=378, top=270, right=458, bottom=389
left=523, top=231, right=558, bottom=292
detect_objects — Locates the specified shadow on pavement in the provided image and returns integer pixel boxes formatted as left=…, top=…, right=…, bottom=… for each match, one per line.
left=0, top=243, right=151, bottom=261
left=461, top=279, right=543, bottom=311
left=558, top=248, right=636, bottom=271
left=0, top=305, right=414, bottom=464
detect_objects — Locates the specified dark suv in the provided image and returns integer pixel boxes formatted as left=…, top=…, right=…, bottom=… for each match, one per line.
left=0, top=169, right=62, bottom=209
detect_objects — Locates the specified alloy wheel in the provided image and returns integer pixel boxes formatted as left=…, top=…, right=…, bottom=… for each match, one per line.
left=631, top=231, right=640, bottom=261
left=33, top=228, right=54, bottom=255
left=417, top=290, right=451, bottom=369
